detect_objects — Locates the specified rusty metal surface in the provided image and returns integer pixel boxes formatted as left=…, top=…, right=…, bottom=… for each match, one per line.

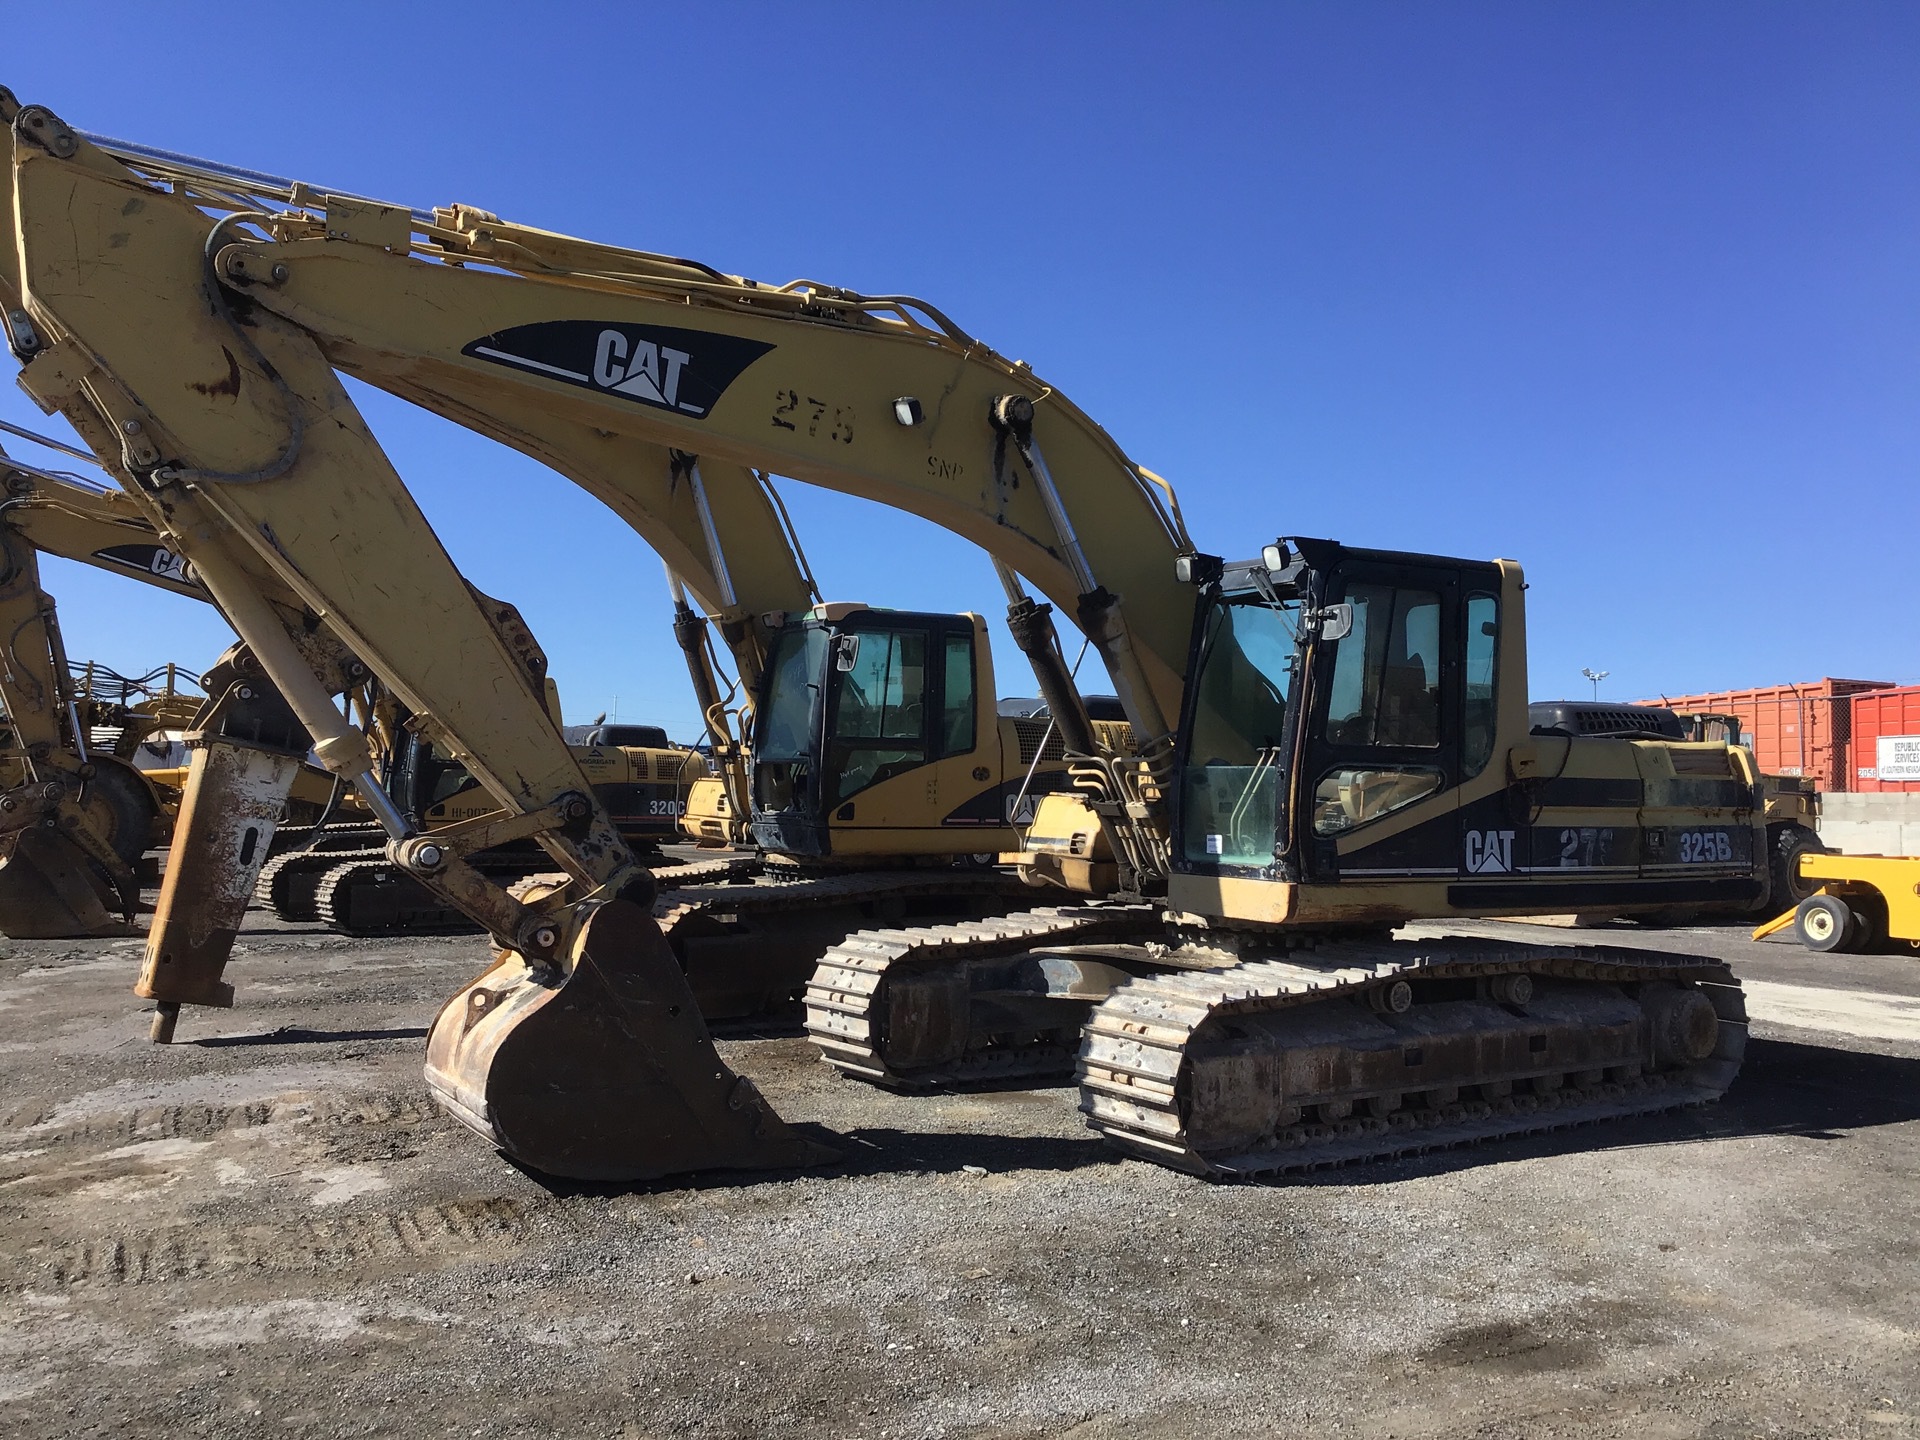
left=137, top=738, right=302, bottom=1012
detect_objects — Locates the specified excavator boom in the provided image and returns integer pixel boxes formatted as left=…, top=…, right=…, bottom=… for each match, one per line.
left=49, top=125, right=1193, bottom=736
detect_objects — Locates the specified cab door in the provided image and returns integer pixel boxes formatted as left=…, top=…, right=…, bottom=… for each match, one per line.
left=822, top=618, right=1003, bottom=850
left=823, top=623, right=933, bottom=823
left=1295, top=561, right=1466, bottom=885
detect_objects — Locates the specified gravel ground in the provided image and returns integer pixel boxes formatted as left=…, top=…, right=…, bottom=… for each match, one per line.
left=1, top=902, right=1917, bottom=1439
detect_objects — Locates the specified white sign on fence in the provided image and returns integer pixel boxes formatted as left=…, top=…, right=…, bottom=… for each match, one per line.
left=1876, top=734, right=1920, bottom=783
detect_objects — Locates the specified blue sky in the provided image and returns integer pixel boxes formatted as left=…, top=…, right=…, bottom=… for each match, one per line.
left=6, top=3, right=1917, bottom=734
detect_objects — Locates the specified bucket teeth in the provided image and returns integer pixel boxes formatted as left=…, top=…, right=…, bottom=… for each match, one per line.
left=425, top=898, right=836, bottom=1182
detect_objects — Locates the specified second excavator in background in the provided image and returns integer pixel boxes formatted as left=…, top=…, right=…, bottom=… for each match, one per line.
left=0, top=444, right=252, bottom=935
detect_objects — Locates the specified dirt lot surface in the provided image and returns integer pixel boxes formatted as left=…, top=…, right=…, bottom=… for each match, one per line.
left=2, top=899, right=1917, bottom=1439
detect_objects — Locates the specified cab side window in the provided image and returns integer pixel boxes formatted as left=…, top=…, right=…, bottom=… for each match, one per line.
left=941, top=632, right=976, bottom=756
left=1462, top=592, right=1498, bottom=778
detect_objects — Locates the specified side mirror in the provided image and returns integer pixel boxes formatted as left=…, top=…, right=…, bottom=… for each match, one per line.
left=832, top=633, right=861, bottom=673
left=1317, top=603, right=1354, bottom=642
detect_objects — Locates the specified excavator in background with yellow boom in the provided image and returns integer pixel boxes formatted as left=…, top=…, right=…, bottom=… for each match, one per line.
left=0, top=448, right=186, bottom=934
left=0, top=429, right=713, bottom=939
left=234, top=408, right=1124, bottom=1005
left=0, top=442, right=331, bottom=935
left=2, top=94, right=1758, bottom=1181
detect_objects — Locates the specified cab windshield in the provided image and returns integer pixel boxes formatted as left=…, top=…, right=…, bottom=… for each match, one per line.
left=1180, top=593, right=1303, bottom=867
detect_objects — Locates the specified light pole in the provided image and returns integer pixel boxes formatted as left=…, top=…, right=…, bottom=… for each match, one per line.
left=1582, top=667, right=1609, bottom=701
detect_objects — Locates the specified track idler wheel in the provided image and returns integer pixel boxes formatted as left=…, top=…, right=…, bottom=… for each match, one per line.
left=424, top=898, right=837, bottom=1182
left=1640, top=982, right=1721, bottom=1067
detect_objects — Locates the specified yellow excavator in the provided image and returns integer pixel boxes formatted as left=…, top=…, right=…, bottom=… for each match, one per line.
left=1, top=95, right=1757, bottom=1182
left=3, top=158, right=1134, bottom=1014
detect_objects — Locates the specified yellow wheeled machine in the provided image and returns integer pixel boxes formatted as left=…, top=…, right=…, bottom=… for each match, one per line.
left=1753, top=852, right=1920, bottom=955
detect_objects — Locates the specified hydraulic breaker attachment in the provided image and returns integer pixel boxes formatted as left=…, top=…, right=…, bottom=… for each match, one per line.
left=138, top=735, right=304, bottom=1042
left=426, top=897, right=835, bottom=1182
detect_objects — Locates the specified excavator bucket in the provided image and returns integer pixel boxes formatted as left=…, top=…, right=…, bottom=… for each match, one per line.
left=0, top=826, right=129, bottom=938
left=426, top=897, right=835, bottom=1182
left=0, top=760, right=154, bottom=939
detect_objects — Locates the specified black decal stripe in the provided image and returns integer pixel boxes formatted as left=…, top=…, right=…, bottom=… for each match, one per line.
left=1532, top=778, right=1643, bottom=807
left=1448, top=877, right=1763, bottom=908
left=461, top=320, right=773, bottom=420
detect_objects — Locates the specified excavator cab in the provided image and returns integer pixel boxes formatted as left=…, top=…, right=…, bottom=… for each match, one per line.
left=1172, top=539, right=1765, bottom=924
left=1178, top=537, right=1495, bottom=880
left=749, top=606, right=1013, bottom=860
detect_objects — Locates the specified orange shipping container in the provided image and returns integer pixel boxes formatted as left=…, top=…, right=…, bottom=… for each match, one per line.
left=1646, top=678, right=1896, bottom=791
left=1849, top=685, right=1920, bottom=793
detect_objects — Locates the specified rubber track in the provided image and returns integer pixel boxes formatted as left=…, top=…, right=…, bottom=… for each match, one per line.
left=1077, top=937, right=1748, bottom=1178
left=804, top=903, right=1162, bottom=1085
